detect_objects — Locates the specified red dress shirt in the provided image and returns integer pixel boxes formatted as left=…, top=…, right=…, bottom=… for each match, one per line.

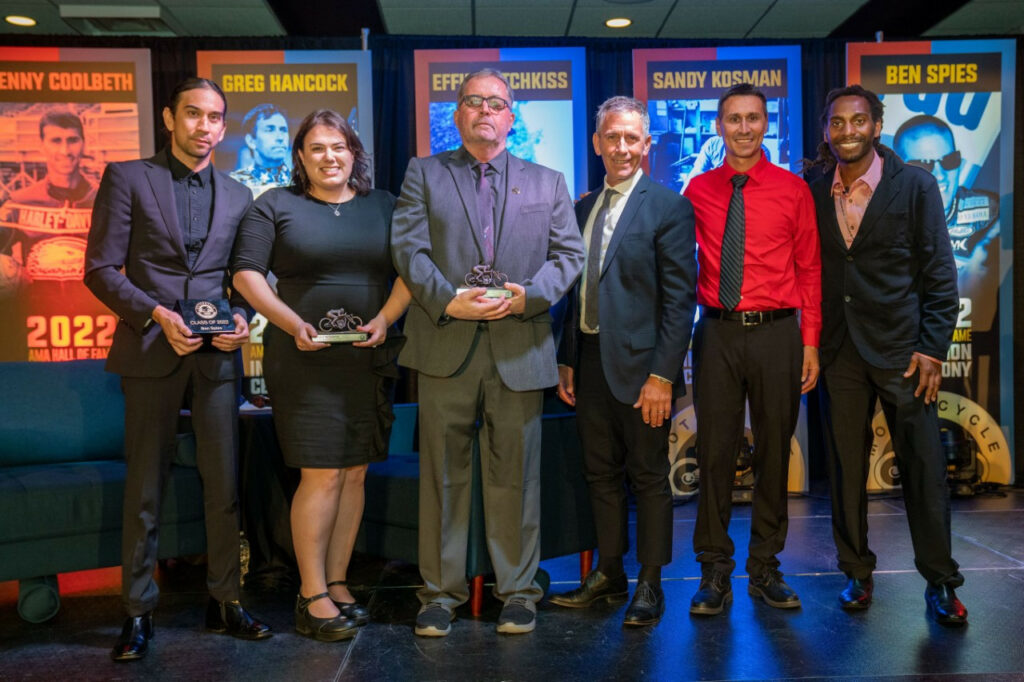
left=684, top=154, right=821, bottom=347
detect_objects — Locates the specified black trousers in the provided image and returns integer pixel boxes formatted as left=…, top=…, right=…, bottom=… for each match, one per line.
left=575, top=334, right=673, bottom=567
left=121, top=355, right=242, bottom=615
left=692, top=314, right=802, bottom=577
left=820, top=334, right=963, bottom=586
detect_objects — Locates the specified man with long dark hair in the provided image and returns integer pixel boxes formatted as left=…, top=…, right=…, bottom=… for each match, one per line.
left=86, top=77, right=272, bottom=661
left=809, top=84, right=966, bottom=626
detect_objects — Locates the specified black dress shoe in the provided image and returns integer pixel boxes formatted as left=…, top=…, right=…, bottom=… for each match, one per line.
left=839, top=577, right=873, bottom=610
left=925, top=584, right=968, bottom=627
left=327, top=580, right=370, bottom=626
left=296, top=593, right=359, bottom=642
left=748, top=569, right=801, bottom=609
left=205, top=598, right=273, bottom=639
left=111, top=612, right=153, bottom=662
left=623, top=581, right=665, bottom=626
left=690, top=571, right=732, bottom=616
left=549, top=570, right=629, bottom=608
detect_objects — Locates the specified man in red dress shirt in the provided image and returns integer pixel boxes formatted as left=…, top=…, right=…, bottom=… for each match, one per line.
left=683, top=83, right=821, bottom=616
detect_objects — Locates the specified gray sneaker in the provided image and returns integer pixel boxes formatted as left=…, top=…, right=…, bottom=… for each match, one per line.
left=414, top=602, right=454, bottom=637
left=496, top=597, right=536, bottom=634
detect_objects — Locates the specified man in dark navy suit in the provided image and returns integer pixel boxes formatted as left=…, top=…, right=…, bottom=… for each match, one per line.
left=550, top=96, right=696, bottom=626
left=86, top=77, right=272, bottom=661
left=809, top=84, right=966, bottom=626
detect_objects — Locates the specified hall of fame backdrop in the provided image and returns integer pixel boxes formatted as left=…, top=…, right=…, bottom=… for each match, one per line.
left=0, top=47, right=153, bottom=363
left=848, top=39, right=1015, bottom=489
left=413, top=47, right=588, bottom=199
left=197, top=50, right=374, bottom=401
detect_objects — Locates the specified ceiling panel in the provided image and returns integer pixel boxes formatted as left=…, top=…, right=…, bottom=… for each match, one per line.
left=659, top=1, right=774, bottom=39
left=749, top=0, right=869, bottom=38
left=378, top=0, right=472, bottom=35
left=475, top=0, right=574, bottom=37
left=924, top=0, right=1024, bottom=35
left=0, top=0, right=283, bottom=36
left=567, top=0, right=676, bottom=38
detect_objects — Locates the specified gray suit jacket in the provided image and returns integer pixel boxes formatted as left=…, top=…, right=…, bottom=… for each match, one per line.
left=84, top=149, right=252, bottom=380
left=391, top=147, right=584, bottom=391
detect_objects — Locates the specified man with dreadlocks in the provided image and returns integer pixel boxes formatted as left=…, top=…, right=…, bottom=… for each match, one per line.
left=808, top=85, right=966, bottom=626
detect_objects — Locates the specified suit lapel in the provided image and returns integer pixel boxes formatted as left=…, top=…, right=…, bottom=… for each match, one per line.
left=600, top=175, right=648, bottom=276
left=445, top=150, right=487, bottom=262
left=850, top=159, right=899, bottom=249
left=144, top=156, right=187, bottom=262
left=494, top=155, right=523, bottom=262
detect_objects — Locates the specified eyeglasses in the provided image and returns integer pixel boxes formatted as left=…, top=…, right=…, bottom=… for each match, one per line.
left=905, top=150, right=961, bottom=173
left=459, top=95, right=511, bottom=112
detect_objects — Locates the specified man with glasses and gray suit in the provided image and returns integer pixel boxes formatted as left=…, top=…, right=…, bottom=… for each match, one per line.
left=391, top=68, right=583, bottom=637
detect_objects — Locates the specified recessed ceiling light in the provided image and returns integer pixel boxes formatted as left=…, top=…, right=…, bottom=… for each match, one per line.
left=606, top=17, right=632, bottom=28
left=5, top=15, right=37, bottom=27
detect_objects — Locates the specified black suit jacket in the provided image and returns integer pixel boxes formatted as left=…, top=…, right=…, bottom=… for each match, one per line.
left=84, top=149, right=253, bottom=380
left=810, top=146, right=958, bottom=370
left=559, top=173, right=697, bottom=404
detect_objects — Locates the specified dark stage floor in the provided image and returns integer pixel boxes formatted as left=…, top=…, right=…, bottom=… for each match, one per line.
left=3, top=484, right=1024, bottom=681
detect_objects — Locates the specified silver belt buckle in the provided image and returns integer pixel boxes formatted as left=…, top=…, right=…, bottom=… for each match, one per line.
left=742, top=311, right=761, bottom=326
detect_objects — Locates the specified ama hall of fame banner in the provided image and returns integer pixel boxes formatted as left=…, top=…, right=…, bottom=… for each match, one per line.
left=413, top=47, right=588, bottom=199
left=633, top=46, right=810, bottom=498
left=0, top=47, right=153, bottom=362
left=848, top=40, right=1015, bottom=489
left=197, top=49, right=374, bottom=401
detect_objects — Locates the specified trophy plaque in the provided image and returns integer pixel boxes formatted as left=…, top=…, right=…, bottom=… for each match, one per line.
left=312, top=307, right=369, bottom=343
left=456, top=264, right=513, bottom=299
left=175, top=299, right=234, bottom=334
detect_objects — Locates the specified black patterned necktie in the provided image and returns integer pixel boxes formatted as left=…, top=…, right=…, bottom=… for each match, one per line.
left=476, top=162, right=495, bottom=263
left=583, top=188, right=616, bottom=330
left=719, top=174, right=748, bottom=310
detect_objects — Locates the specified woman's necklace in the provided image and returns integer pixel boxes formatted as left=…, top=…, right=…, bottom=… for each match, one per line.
left=326, top=201, right=343, bottom=216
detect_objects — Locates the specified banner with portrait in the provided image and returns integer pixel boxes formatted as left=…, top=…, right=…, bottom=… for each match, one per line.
left=633, top=45, right=804, bottom=194
left=848, top=39, right=1015, bottom=489
left=0, top=47, right=153, bottom=362
left=197, top=49, right=374, bottom=401
left=633, top=46, right=809, bottom=495
left=413, top=47, right=588, bottom=198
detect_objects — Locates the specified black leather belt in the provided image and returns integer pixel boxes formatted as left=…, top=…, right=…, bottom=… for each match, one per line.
left=702, top=306, right=795, bottom=326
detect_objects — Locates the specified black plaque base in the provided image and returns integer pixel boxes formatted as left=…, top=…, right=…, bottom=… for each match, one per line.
left=175, top=299, right=234, bottom=334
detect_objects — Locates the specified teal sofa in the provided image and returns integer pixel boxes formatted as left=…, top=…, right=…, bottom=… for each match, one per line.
left=0, top=360, right=207, bottom=622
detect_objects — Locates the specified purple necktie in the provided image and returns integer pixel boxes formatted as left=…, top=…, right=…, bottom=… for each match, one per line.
left=476, top=162, right=495, bottom=263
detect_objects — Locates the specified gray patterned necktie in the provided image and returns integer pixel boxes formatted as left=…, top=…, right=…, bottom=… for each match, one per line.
left=476, top=162, right=495, bottom=263
left=583, top=188, right=616, bottom=330
left=719, top=174, right=748, bottom=310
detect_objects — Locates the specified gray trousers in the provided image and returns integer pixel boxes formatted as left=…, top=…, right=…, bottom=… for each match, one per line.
left=416, top=326, right=544, bottom=608
left=121, top=355, right=241, bottom=615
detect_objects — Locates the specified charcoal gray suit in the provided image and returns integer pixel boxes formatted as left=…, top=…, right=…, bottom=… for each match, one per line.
left=391, top=147, right=584, bottom=607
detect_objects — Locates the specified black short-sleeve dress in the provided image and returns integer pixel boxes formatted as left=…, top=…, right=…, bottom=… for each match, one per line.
left=232, top=186, right=400, bottom=469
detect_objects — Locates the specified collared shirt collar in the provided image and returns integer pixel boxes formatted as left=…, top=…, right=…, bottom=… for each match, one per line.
left=461, top=146, right=508, bottom=177
left=603, top=167, right=643, bottom=201
left=830, top=148, right=883, bottom=197
left=723, top=151, right=770, bottom=185
left=167, top=147, right=212, bottom=186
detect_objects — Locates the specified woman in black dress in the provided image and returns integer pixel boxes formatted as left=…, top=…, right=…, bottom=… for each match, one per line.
left=232, top=109, right=410, bottom=641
